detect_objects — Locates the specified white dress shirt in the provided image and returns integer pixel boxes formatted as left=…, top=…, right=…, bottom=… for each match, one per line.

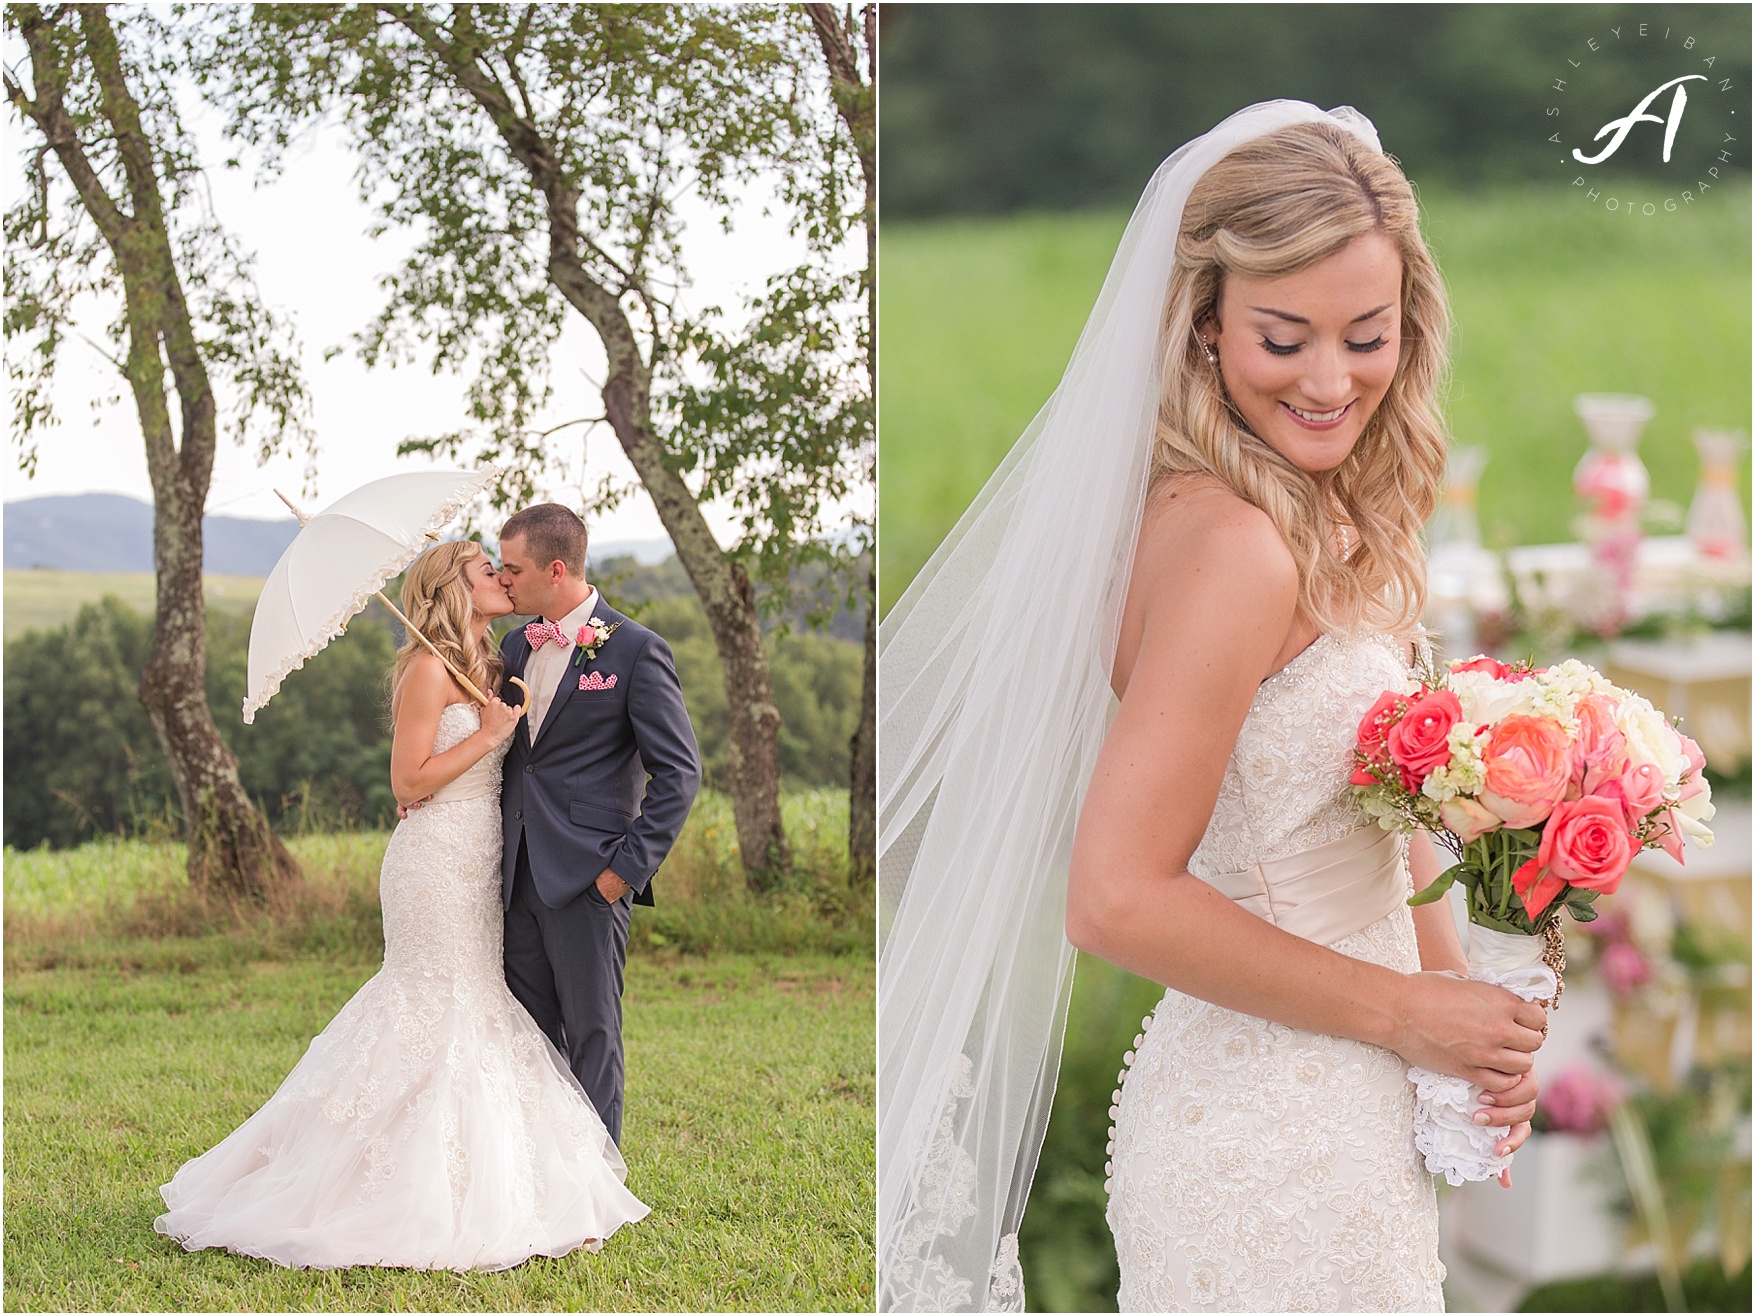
left=523, top=587, right=599, bottom=741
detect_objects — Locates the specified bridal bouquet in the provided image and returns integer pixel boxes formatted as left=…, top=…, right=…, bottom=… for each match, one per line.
left=1349, top=653, right=1715, bottom=1184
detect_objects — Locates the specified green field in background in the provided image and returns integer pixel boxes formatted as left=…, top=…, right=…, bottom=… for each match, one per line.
left=4, top=571, right=265, bottom=639
left=879, top=183, right=1753, bottom=613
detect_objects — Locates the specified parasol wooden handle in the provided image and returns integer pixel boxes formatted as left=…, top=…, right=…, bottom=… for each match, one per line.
left=374, top=591, right=530, bottom=719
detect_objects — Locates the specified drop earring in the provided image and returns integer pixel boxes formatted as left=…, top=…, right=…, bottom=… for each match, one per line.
left=1192, top=325, right=1218, bottom=365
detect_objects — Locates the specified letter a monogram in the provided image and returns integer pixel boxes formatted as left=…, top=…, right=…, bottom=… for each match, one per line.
left=1575, top=75, right=1708, bottom=165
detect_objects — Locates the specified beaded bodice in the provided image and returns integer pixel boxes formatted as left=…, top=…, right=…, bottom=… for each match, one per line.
left=1188, top=630, right=1410, bottom=878
left=426, top=703, right=508, bottom=804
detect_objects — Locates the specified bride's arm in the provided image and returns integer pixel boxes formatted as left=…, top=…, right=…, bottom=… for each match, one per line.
left=1065, top=491, right=1547, bottom=1093
left=1408, top=831, right=1468, bottom=974
left=389, top=655, right=519, bottom=806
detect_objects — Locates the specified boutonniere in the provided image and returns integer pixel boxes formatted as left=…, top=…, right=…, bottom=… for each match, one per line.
left=570, top=617, right=621, bottom=668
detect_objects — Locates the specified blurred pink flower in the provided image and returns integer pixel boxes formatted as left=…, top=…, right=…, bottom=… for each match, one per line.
left=1538, top=1063, right=1625, bottom=1135
left=1599, top=941, right=1652, bottom=997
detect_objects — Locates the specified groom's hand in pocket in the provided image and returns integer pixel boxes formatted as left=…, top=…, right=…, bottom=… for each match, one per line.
left=595, top=869, right=630, bottom=903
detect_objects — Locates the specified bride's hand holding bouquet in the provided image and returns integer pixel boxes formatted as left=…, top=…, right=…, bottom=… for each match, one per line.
left=1351, top=653, right=1715, bottom=1183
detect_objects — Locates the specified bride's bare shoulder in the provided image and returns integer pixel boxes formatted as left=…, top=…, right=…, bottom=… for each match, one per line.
left=1134, top=475, right=1297, bottom=597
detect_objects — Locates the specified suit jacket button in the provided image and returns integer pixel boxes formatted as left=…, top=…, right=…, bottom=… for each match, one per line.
left=515, top=810, right=523, bottom=820
left=525, top=765, right=534, bottom=773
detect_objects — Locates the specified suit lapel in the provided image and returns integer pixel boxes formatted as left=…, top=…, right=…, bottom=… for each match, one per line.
left=532, top=597, right=626, bottom=747
left=505, top=627, right=540, bottom=751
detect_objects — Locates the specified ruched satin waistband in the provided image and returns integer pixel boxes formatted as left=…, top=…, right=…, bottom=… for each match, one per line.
left=1202, top=826, right=1407, bottom=946
left=427, top=777, right=496, bottom=805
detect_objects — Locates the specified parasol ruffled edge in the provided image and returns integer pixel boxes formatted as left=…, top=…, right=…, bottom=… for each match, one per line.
left=240, top=466, right=502, bottom=724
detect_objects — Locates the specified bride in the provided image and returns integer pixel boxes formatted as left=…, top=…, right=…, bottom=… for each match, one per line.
left=155, top=540, right=648, bottom=1270
left=878, top=102, right=1546, bottom=1312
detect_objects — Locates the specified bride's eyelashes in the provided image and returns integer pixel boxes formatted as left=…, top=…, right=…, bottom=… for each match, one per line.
left=1258, top=335, right=1389, bottom=356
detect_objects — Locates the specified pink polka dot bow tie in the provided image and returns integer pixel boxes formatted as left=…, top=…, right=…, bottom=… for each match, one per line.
left=523, top=620, right=572, bottom=650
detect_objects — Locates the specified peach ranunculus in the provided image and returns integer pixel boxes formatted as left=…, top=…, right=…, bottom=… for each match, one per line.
left=1479, top=714, right=1573, bottom=829
left=1570, top=694, right=1629, bottom=796
left=1440, top=795, right=1502, bottom=844
left=1386, top=689, right=1462, bottom=784
left=1514, top=794, right=1635, bottom=918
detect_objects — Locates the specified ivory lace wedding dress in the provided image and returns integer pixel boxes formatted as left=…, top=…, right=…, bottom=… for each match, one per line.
left=1106, top=632, right=1445, bottom=1312
left=155, top=703, right=648, bottom=1270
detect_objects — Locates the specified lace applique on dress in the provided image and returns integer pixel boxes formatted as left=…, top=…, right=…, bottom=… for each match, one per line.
left=1107, top=632, right=1446, bottom=1313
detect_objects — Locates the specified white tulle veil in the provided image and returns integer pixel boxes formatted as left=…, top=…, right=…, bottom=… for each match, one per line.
left=877, top=100, right=1385, bottom=1312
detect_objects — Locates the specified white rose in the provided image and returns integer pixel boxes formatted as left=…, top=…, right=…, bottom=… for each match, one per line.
left=1448, top=670, right=1537, bottom=724
left=1615, top=695, right=1688, bottom=785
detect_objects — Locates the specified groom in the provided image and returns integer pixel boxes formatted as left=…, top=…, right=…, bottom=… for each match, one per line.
left=495, top=503, right=701, bottom=1143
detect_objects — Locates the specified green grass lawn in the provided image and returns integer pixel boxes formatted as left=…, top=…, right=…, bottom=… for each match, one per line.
left=3, top=830, right=874, bottom=1311
left=4, top=569, right=264, bottom=639
left=5, top=951, right=873, bottom=1312
left=879, top=183, right=1752, bottom=612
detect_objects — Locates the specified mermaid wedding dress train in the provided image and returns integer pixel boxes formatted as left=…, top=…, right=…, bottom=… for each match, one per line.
left=1106, top=632, right=1445, bottom=1312
left=155, top=703, right=648, bottom=1270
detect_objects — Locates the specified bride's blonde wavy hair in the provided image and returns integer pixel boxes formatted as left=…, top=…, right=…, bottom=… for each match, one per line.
left=391, top=541, right=504, bottom=700
left=1154, top=119, right=1450, bottom=635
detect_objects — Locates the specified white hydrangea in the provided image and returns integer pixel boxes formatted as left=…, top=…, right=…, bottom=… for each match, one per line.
left=1541, top=658, right=1614, bottom=700
left=1421, top=722, right=1488, bottom=802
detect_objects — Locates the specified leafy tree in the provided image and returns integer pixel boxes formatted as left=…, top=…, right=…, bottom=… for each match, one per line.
left=803, top=1, right=874, bottom=887
left=3, top=596, right=173, bottom=849
left=195, top=3, right=869, bottom=891
left=3, top=602, right=396, bottom=848
left=880, top=3, right=1751, bottom=217
left=4, top=3, right=308, bottom=895
left=4, top=588, right=862, bottom=850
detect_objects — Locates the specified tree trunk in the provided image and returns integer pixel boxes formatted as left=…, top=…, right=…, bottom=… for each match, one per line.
left=805, top=3, right=876, bottom=888
left=573, top=256, right=792, bottom=889
left=11, top=4, right=298, bottom=898
left=848, top=566, right=876, bottom=889
left=396, top=8, right=792, bottom=889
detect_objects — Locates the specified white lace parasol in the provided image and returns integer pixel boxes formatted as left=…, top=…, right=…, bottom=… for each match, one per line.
left=243, top=467, right=513, bottom=723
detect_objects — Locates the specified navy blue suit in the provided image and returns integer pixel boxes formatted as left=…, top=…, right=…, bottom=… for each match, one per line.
left=499, top=598, right=701, bottom=1141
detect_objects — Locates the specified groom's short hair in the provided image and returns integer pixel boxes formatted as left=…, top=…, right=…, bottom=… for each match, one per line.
left=502, top=504, right=589, bottom=578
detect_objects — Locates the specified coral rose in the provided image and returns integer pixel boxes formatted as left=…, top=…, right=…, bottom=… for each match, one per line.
left=1386, top=690, right=1462, bottom=784
left=1479, top=714, right=1572, bottom=828
left=1356, top=691, right=1405, bottom=760
left=1541, top=795, right=1635, bottom=890
left=1449, top=656, right=1509, bottom=679
left=1512, top=858, right=1566, bottom=920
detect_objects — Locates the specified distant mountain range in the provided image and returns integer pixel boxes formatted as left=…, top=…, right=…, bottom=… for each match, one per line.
left=3, top=494, right=675, bottom=574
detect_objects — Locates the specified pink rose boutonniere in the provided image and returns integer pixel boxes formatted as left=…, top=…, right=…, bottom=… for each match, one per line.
left=569, top=617, right=621, bottom=669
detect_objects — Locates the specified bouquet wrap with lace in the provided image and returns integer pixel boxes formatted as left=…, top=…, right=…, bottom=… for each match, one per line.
left=1350, top=653, right=1715, bottom=1184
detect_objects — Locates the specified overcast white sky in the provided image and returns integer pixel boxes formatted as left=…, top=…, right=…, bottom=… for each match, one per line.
left=3, top=44, right=862, bottom=551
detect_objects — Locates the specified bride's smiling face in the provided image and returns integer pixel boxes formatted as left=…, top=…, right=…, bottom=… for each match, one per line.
left=1203, top=230, right=1403, bottom=474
